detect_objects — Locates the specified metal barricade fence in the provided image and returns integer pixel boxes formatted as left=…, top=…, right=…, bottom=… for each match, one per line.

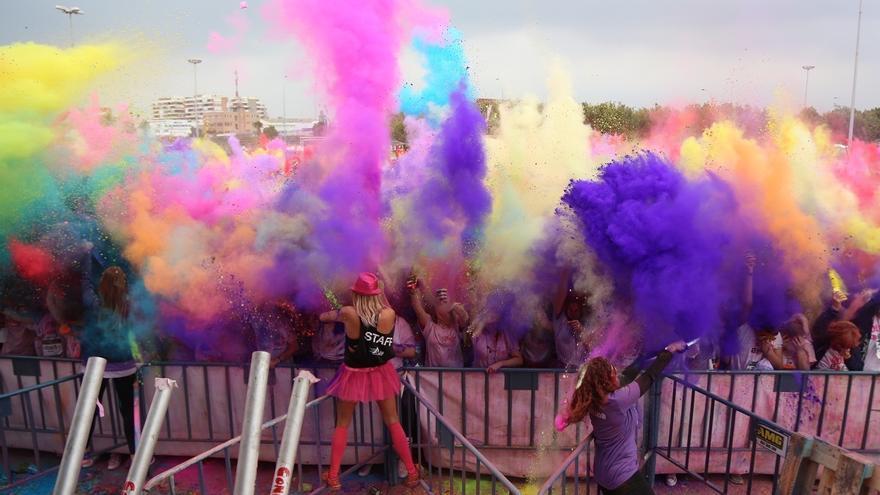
left=0, top=356, right=128, bottom=489
left=143, top=392, right=388, bottom=494
left=3, top=357, right=880, bottom=492
left=646, top=373, right=797, bottom=494
left=651, top=370, right=880, bottom=456
left=536, top=434, right=593, bottom=495
left=401, top=377, right=522, bottom=494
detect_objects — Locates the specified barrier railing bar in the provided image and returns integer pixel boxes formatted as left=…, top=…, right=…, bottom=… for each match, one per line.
left=536, top=433, right=593, bottom=495
left=0, top=373, right=83, bottom=400
left=270, top=370, right=318, bottom=495
left=52, top=357, right=106, bottom=495
left=861, top=375, right=876, bottom=450
left=122, top=377, right=177, bottom=495
left=401, top=378, right=521, bottom=494
left=144, top=394, right=331, bottom=490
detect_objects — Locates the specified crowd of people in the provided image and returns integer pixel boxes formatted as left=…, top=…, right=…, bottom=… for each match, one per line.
left=2, top=253, right=880, bottom=375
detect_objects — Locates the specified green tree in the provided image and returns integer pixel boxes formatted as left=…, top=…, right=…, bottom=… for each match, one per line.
left=263, top=125, right=279, bottom=140
left=582, top=102, right=650, bottom=138
left=390, top=112, right=407, bottom=144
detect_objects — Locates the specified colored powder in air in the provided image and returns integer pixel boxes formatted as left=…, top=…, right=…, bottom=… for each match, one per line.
left=8, top=239, right=58, bottom=286
left=400, top=27, right=470, bottom=118
left=563, top=152, right=731, bottom=350
left=480, top=63, right=597, bottom=287
left=264, top=0, right=441, bottom=284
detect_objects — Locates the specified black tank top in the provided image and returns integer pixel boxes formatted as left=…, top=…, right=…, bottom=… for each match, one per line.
left=344, top=319, right=395, bottom=368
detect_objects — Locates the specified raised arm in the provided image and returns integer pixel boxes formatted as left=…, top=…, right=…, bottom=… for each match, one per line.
left=409, top=287, right=432, bottom=329
left=552, top=269, right=572, bottom=318
left=741, top=253, right=755, bottom=323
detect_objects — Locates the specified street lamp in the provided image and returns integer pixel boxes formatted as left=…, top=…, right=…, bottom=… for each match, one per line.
left=55, top=5, right=83, bottom=47
left=187, top=59, right=203, bottom=137
left=847, top=0, right=864, bottom=149
left=187, top=58, right=203, bottom=96
left=801, top=65, right=815, bottom=108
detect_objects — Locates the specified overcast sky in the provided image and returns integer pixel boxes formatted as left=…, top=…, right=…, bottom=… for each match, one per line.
left=2, top=1, right=877, bottom=118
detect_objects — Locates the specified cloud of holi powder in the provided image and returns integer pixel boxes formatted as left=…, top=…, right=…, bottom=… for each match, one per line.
left=383, top=87, right=489, bottom=295
left=263, top=0, right=446, bottom=290
left=479, top=64, right=597, bottom=286
left=563, top=153, right=733, bottom=350
left=0, top=42, right=127, bottom=271
left=399, top=28, right=470, bottom=119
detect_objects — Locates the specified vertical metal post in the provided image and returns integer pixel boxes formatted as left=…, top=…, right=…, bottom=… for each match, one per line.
left=847, top=0, right=863, bottom=149
left=52, top=357, right=106, bottom=495
left=233, top=351, right=271, bottom=495
left=122, top=378, right=177, bottom=495
left=268, top=371, right=319, bottom=495
left=643, top=377, right=663, bottom=486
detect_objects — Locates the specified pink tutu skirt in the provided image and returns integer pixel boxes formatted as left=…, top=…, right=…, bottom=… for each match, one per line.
left=326, top=361, right=401, bottom=402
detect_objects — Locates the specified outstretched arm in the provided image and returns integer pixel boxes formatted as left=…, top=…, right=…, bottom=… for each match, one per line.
left=410, top=289, right=432, bottom=329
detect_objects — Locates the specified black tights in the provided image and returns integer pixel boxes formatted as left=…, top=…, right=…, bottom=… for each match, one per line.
left=600, top=471, right=655, bottom=495
left=88, top=374, right=137, bottom=455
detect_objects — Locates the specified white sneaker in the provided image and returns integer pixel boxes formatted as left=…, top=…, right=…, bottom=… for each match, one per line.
left=107, top=454, right=123, bottom=471
left=81, top=457, right=95, bottom=468
left=398, top=460, right=407, bottom=479
left=665, top=474, right=678, bottom=487
left=357, top=464, right=372, bottom=477
left=730, top=474, right=744, bottom=485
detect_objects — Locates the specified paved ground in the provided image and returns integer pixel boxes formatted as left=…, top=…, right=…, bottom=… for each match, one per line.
left=0, top=448, right=777, bottom=495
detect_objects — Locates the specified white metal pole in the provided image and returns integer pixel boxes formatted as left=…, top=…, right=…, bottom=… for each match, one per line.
left=52, top=357, right=106, bottom=495
left=121, top=378, right=177, bottom=495
left=847, top=0, right=864, bottom=148
left=233, top=351, right=271, bottom=495
left=268, top=371, right=319, bottom=495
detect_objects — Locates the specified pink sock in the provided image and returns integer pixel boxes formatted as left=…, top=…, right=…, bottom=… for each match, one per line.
left=388, top=422, right=417, bottom=477
left=328, top=426, right=348, bottom=479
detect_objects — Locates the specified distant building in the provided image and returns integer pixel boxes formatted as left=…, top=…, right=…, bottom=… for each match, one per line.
left=148, top=119, right=193, bottom=138
left=150, top=95, right=268, bottom=137
left=259, top=118, right=319, bottom=138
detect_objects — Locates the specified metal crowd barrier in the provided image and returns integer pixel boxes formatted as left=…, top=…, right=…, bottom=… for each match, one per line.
left=401, top=378, right=522, bottom=494
left=3, top=356, right=880, bottom=493
left=536, top=434, right=593, bottom=495
left=0, top=356, right=128, bottom=489
left=646, top=374, right=797, bottom=494
left=143, top=389, right=385, bottom=494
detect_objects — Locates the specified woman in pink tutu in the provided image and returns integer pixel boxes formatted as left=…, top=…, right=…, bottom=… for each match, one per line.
left=318, top=272, right=419, bottom=490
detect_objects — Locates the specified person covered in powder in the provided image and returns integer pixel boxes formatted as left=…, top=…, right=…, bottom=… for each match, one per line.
left=556, top=340, right=689, bottom=494
left=551, top=272, right=595, bottom=370
left=810, top=283, right=873, bottom=364
left=815, top=321, right=861, bottom=371
left=317, top=272, right=419, bottom=490
left=519, top=314, right=557, bottom=368
left=80, top=266, right=140, bottom=471
left=407, top=275, right=467, bottom=368
left=467, top=291, right=524, bottom=373
left=846, top=288, right=880, bottom=371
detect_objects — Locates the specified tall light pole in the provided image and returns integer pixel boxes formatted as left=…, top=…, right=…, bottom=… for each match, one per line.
left=187, top=58, right=202, bottom=96
left=801, top=65, right=815, bottom=108
left=847, top=0, right=863, bottom=149
left=187, top=58, right=203, bottom=137
left=55, top=5, right=83, bottom=47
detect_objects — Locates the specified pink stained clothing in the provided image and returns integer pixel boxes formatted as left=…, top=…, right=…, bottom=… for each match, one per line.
left=472, top=330, right=517, bottom=368
left=390, top=316, right=417, bottom=369
left=422, top=320, right=463, bottom=367
left=815, top=348, right=849, bottom=371
left=325, top=361, right=401, bottom=402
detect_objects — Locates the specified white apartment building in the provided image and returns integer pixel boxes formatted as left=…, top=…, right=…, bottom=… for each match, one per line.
left=150, top=95, right=268, bottom=136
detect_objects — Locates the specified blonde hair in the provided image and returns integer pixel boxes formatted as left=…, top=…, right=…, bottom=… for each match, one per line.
left=353, top=292, right=388, bottom=328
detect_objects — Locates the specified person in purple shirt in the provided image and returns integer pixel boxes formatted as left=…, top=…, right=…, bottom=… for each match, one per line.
left=557, top=340, right=688, bottom=494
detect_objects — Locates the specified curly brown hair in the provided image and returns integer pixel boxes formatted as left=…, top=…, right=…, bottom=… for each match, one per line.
left=568, top=357, right=617, bottom=424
